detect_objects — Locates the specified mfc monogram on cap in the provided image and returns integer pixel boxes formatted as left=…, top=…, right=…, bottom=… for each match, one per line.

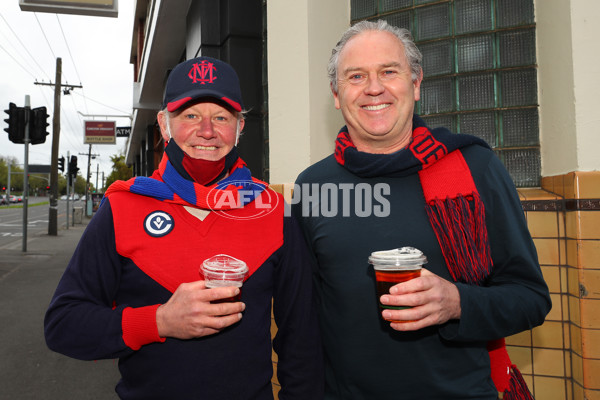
left=162, top=56, right=244, bottom=113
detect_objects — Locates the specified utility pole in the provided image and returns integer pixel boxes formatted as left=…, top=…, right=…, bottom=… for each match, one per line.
left=22, top=95, right=30, bottom=252
left=49, top=58, right=60, bottom=235
left=86, top=144, right=91, bottom=216
left=79, top=147, right=99, bottom=216
left=66, top=150, right=70, bottom=230
left=34, top=57, right=82, bottom=236
left=7, top=164, right=11, bottom=198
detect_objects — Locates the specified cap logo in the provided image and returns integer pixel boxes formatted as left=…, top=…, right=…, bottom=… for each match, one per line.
left=188, top=60, right=217, bottom=85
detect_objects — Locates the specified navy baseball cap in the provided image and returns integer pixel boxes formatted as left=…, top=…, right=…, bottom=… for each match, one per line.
left=162, top=56, right=244, bottom=113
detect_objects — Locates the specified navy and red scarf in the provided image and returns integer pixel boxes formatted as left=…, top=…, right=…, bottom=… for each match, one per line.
left=103, top=148, right=266, bottom=210
left=335, top=114, right=533, bottom=400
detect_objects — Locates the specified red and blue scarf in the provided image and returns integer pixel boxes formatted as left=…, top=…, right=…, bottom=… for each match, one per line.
left=335, top=114, right=533, bottom=400
left=103, top=149, right=266, bottom=210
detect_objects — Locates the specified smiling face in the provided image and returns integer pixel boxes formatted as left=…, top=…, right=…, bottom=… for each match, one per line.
left=158, top=101, right=243, bottom=161
left=333, top=30, right=422, bottom=154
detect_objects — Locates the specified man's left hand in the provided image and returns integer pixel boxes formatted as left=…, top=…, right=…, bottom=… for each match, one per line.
left=379, top=269, right=461, bottom=331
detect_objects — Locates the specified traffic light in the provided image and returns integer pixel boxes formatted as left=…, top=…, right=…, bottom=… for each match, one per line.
left=4, top=102, right=26, bottom=144
left=69, top=156, right=79, bottom=179
left=58, top=156, right=65, bottom=173
left=30, top=106, right=49, bottom=144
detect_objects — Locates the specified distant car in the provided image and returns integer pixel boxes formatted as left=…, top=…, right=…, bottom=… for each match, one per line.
left=0, top=195, right=8, bottom=205
left=15, top=195, right=23, bottom=203
left=8, top=195, right=18, bottom=203
left=61, top=194, right=81, bottom=201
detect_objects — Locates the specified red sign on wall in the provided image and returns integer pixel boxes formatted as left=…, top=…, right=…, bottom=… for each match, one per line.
left=84, top=121, right=116, bottom=144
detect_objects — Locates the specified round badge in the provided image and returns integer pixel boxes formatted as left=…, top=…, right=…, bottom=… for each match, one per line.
left=143, top=211, right=174, bottom=237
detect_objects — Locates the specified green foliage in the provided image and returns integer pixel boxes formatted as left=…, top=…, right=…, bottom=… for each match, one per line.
left=104, top=154, right=133, bottom=190
left=0, top=156, right=24, bottom=192
left=74, top=174, right=87, bottom=194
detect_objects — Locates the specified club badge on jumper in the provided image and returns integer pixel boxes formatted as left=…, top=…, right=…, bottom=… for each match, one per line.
left=144, top=211, right=174, bottom=237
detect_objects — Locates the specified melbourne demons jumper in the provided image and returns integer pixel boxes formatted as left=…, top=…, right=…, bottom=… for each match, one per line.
left=45, top=55, right=323, bottom=400
left=45, top=154, right=323, bottom=399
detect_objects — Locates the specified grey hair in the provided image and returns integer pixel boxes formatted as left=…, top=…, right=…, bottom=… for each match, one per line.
left=328, top=20, right=423, bottom=93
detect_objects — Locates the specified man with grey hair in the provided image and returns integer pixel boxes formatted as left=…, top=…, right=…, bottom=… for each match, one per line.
left=294, top=20, right=550, bottom=399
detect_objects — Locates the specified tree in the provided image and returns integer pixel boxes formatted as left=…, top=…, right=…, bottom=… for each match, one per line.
left=0, top=156, right=24, bottom=193
left=74, top=174, right=87, bottom=195
left=104, top=154, right=133, bottom=190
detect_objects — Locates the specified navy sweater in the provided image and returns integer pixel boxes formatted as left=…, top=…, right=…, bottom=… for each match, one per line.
left=293, top=144, right=551, bottom=399
left=45, top=197, right=323, bottom=399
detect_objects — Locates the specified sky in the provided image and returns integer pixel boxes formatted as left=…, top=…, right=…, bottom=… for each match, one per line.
left=0, top=1, right=135, bottom=187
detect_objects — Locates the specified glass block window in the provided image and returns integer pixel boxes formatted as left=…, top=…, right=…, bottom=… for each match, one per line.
left=351, top=0, right=539, bottom=187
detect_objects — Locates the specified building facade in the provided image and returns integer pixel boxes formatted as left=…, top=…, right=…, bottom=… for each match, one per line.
left=127, top=1, right=600, bottom=398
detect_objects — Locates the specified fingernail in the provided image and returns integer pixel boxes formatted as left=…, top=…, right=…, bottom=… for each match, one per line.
left=380, top=295, right=389, bottom=305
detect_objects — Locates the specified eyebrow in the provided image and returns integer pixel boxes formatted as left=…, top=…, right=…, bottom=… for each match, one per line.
left=341, top=62, right=403, bottom=76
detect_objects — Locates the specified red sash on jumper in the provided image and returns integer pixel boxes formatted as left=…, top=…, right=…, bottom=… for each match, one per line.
left=108, top=189, right=284, bottom=293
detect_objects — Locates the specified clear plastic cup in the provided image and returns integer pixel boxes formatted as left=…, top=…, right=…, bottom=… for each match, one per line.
left=200, top=254, right=248, bottom=303
left=369, top=247, right=427, bottom=322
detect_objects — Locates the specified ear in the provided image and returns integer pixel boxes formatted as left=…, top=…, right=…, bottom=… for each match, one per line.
left=413, top=70, right=424, bottom=102
left=157, top=111, right=170, bottom=142
left=331, top=82, right=341, bottom=110
left=238, top=117, right=245, bottom=132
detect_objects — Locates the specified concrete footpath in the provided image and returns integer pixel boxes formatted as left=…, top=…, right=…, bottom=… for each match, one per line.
left=0, top=217, right=120, bottom=400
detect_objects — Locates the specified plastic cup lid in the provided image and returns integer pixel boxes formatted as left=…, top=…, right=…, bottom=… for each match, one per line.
left=368, top=247, right=427, bottom=266
left=202, top=254, right=248, bottom=274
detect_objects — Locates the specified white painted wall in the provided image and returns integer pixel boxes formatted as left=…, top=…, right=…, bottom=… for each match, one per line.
left=569, top=0, right=600, bottom=172
left=267, top=0, right=348, bottom=184
left=537, top=0, right=600, bottom=175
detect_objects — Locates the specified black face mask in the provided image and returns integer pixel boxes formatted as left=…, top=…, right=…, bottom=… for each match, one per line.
left=164, top=139, right=239, bottom=186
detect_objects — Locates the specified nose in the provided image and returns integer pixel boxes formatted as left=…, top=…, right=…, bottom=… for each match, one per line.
left=364, top=72, right=385, bottom=96
left=196, top=117, right=216, bottom=139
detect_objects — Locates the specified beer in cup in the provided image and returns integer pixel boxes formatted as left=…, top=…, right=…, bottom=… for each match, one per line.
left=369, top=247, right=427, bottom=322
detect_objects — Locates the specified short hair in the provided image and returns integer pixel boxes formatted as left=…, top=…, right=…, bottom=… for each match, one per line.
left=328, top=20, right=423, bottom=93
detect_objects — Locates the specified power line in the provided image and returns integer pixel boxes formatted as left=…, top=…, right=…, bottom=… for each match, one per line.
left=0, top=26, right=39, bottom=79
left=42, top=85, right=88, bottom=153
left=34, top=12, right=56, bottom=60
left=71, top=91, right=131, bottom=115
left=33, top=84, right=87, bottom=158
left=56, top=14, right=83, bottom=85
left=0, top=12, right=50, bottom=80
left=64, top=96, right=85, bottom=151
left=0, top=41, right=37, bottom=79
left=55, top=14, right=90, bottom=114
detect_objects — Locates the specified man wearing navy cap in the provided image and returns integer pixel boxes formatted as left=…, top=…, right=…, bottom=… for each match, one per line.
left=44, top=56, right=324, bottom=399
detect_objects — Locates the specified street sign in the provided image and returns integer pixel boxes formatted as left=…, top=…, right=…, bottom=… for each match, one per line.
left=116, top=126, right=131, bottom=137
left=28, top=164, right=51, bottom=173
left=84, top=120, right=116, bottom=144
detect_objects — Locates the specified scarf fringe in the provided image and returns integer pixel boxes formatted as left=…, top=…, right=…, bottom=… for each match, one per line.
left=503, top=366, right=535, bottom=400
left=334, top=119, right=532, bottom=397
left=424, top=192, right=492, bottom=284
